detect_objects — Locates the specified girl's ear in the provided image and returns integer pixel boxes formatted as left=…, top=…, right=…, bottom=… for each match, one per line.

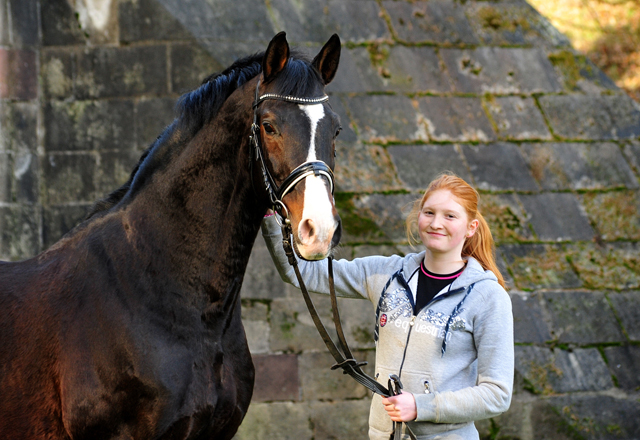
left=467, top=219, right=480, bottom=238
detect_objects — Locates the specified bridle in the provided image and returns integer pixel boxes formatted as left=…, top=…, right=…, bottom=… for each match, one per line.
left=249, top=78, right=415, bottom=440
left=250, top=78, right=335, bottom=220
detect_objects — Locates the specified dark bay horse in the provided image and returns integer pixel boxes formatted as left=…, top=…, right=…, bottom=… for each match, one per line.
left=0, top=32, right=341, bottom=440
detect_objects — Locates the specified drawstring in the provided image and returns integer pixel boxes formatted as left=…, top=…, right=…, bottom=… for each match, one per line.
left=441, top=283, right=475, bottom=357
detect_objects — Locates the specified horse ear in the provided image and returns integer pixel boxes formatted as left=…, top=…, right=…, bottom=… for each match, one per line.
left=312, top=34, right=341, bottom=85
left=263, top=32, right=290, bottom=83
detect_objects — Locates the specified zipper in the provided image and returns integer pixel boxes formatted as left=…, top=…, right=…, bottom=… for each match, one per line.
left=424, top=380, right=431, bottom=394
left=397, top=315, right=416, bottom=380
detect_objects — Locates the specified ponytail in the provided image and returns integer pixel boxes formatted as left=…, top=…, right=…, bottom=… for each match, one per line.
left=405, top=173, right=506, bottom=290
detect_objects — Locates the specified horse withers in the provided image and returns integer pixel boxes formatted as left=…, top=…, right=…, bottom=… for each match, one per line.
left=0, top=32, right=341, bottom=440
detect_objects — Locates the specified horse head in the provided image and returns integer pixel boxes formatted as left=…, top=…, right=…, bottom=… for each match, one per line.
left=252, top=32, right=342, bottom=261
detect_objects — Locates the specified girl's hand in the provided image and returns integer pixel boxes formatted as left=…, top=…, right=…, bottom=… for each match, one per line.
left=381, top=392, right=417, bottom=422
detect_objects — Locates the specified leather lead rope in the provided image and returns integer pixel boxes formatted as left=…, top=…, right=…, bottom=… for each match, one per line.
left=280, top=221, right=417, bottom=440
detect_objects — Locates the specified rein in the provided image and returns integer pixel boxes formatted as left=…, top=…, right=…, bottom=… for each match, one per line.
left=250, top=79, right=415, bottom=440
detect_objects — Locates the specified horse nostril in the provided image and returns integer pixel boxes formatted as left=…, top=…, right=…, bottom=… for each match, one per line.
left=300, top=219, right=316, bottom=242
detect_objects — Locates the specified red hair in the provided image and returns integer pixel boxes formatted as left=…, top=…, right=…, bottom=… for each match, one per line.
left=406, top=173, right=506, bottom=289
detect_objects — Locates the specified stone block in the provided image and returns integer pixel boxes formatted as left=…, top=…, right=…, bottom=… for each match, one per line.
left=521, top=142, right=638, bottom=190
left=440, top=47, right=562, bottom=94
left=418, top=97, right=496, bottom=142
left=76, top=46, right=167, bottom=99
left=542, top=290, right=624, bottom=344
left=0, top=152, right=10, bottom=202
left=486, top=96, right=552, bottom=141
left=388, top=144, right=472, bottom=191
left=482, top=194, right=533, bottom=243
left=500, top=244, right=581, bottom=290
left=241, top=237, right=289, bottom=300
left=465, top=2, right=571, bottom=48
left=270, top=295, right=337, bottom=353
left=607, top=291, right=640, bottom=341
left=242, top=302, right=270, bottom=354
left=44, top=100, right=136, bottom=152
left=327, top=95, right=357, bottom=143
left=0, top=0, right=8, bottom=45
left=170, top=43, right=224, bottom=94
left=622, top=140, right=640, bottom=175
left=95, top=150, right=141, bottom=196
left=567, top=242, right=640, bottom=290
left=252, top=354, right=299, bottom=402
left=269, top=0, right=389, bottom=44
left=42, top=152, right=98, bottom=204
left=135, top=98, right=177, bottom=151
left=0, top=48, right=37, bottom=100
left=335, top=142, right=403, bottom=193
left=510, top=291, right=552, bottom=343
left=0, top=205, right=40, bottom=261
left=41, top=49, right=75, bottom=100
left=42, top=204, right=92, bottom=249
left=299, top=351, right=372, bottom=400
left=40, top=0, right=86, bottom=46
left=0, top=103, right=38, bottom=203
left=548, top=50, right=618, bottom=94
left=119, top=0, right=192, bottom=43
left=332, top=296, right=376, bottom=350
left=539, top=94, right=640, bottom=140
left=519, top=193, right=594, bottom=241
left=372, top=45, right=453, bottom=94
left=0, top=150, right=38, bottom=204
left=515, top=346, right=612, bottom=394
left=4, top=0, right=39, bottom=46
left=604, top=345, right=640, bottom=391
left=325, top=47, right=386, bottom=94
left=308, top=400, right=370, bottom=440
left=155, top=0, right=274, bottom=42
left=346, top=95, right=425, bottom=144
left=382, top=0, right=478, bottom=45
left=340, top=193, right=415, bottom=244
left=545, top=395, right=640, bottom=440
left=234, top=402, right=312, bottom=440
left=582, top=191, right=640, bottom=241
left=198, top=40, right=267, bottom=68
left=461, top=143, right=538, bottom=191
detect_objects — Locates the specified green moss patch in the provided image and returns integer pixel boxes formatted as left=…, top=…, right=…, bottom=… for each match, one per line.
left=582, top=191, right=640, bottom=241
left=568, top=242, right=640, bottom=290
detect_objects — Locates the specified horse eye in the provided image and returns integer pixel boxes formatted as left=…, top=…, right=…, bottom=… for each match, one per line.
left=263, top=122, right=276, bottom=134
left=335, top=127, right=342, bottom=138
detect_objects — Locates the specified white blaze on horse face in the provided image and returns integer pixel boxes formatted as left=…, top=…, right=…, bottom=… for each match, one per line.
left=297, top=103, right=337, bottom=255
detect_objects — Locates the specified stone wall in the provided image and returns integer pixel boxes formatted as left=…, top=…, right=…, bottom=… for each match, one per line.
left=1, top=0, right=639, bottom=439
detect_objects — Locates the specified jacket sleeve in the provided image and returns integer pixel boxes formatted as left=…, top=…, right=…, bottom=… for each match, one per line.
left=261, top=215, right=400, bottom=301
left=414, top=285, right=514, bottom=423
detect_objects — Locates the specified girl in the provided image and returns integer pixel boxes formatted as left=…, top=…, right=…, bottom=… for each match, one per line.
left=261, top=173, right=514, bottom=440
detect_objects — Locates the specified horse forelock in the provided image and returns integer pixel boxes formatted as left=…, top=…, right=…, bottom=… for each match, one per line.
left=85, top=49, right=324, bottom=220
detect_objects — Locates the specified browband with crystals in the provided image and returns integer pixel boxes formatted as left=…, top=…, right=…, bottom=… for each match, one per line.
left=253, top=93, right=329, bottom=108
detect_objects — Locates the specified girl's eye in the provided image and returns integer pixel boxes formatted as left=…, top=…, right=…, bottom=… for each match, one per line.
left=263, top=122, right=276, bottom=134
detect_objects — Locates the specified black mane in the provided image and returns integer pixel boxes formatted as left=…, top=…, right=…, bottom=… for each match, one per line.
left=85, top=50, right=322, bottom=220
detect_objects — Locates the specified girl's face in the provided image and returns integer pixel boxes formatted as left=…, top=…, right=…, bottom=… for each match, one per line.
left=418, top=190, right=479, bottom=259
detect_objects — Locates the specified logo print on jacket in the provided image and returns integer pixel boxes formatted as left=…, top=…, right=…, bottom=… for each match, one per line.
left=379, top=288, right=413, bottom=323
left=380, top=314, right=387, bottom=327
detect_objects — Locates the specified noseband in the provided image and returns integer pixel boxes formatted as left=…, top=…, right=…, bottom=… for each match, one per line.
left=249, top=79, right=334, bottom=218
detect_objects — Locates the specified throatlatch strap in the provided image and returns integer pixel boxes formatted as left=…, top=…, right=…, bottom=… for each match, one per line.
left=280, top=222, right=391, bottom=398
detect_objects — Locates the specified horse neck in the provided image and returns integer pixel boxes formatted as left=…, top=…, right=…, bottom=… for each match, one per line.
left=125, top=89, right=266, bottom=303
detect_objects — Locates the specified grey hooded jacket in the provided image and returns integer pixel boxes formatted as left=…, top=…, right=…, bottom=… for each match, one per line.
left=261, top=216, right=514, bottom=440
